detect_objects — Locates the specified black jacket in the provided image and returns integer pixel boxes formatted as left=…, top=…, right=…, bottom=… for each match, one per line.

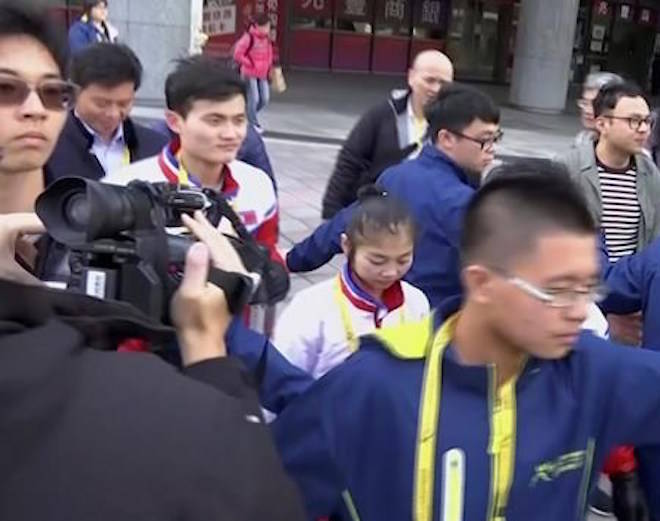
left=321, top=90, right=417, bottom=218
left=46, top=112, right=168, bottom=183
left=0, top=279, right=305, bottom=521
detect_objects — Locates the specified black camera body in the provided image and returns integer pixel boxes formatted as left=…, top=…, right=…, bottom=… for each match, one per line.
left=36, top=177, right=289, bottom=324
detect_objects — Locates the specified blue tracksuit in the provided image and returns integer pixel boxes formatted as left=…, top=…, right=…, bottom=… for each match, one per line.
left=226, top=318, right=313, bottom=414
left=286, top=145, right=476, bottom=309
left=599, top=236, right=660, bottom=518
left=600, top=234, right=660, bottom=350
left=272, top=306, right=660, bottom=521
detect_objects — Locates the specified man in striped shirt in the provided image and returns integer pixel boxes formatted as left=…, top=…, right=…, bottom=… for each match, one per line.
left=560, top=81, right=660, bottom=520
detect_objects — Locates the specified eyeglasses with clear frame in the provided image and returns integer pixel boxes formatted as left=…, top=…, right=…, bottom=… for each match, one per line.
left=489, top=267, right=608, bottom=309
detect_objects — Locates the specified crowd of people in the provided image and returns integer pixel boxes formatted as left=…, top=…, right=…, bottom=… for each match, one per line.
left=3, top=1, right=660, bottom=520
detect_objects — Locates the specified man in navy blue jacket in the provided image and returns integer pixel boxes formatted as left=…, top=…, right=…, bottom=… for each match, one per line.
left=286, top=84, right=501, bottom=309
left=47, top=43, right=166, bottom=183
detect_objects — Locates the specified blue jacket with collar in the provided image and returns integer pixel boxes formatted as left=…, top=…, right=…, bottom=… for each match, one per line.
left=272, top=305, right=660, bottom=521
left=286, top=145, right=476, bottom=309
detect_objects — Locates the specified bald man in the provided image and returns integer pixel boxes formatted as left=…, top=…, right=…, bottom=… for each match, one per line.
left=321, top=50, right=453, bottom=218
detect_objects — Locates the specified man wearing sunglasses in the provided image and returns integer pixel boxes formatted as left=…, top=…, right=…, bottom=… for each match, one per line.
left=286, top=84, right=501, bottom=309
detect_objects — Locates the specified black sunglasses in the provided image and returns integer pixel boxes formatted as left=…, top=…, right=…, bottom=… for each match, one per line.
left=0, top=75, right=78, bottom=111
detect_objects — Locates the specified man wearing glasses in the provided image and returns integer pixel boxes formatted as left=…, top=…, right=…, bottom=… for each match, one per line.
left=285, top=84, right=502, bottom=309
left=560, top=81, right=660, bottom=520
left=273, top=166, right=660, bottom=521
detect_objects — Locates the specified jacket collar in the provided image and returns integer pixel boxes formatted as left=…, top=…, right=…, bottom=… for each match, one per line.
left=389, top=89, right=411, bottom=115
left=418, top=144, right=473, bottom=185
left=70, top=111, right=139, bottom=152
left=339, top=263, right=404, bottom=322
left=577, top=138, right=653, bottom=177
left=157, top=138, right=239, bottom=194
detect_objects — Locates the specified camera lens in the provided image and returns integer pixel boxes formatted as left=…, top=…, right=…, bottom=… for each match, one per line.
left=64, top=192, right=91, bottom=230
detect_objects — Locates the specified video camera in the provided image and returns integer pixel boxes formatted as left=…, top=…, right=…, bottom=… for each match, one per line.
left=35, top=177, right=290, bottom=324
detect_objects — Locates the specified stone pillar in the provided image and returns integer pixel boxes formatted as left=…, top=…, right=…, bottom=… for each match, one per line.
left=509, top=0, right=579, bottom=113
left=109, top=0, right=203, bottom=105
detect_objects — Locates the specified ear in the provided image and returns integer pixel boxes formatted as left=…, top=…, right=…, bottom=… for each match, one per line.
left=407, top=68, right=415, bottom=89
left=461, top=265, right=497, bottom=305
left=165, top=110, right=183, bottom=135
left=436, top=129, right=454, bottom=150
left=594, top=115, right=608, bottom=135
left=340, top=233, right=351, bottom=257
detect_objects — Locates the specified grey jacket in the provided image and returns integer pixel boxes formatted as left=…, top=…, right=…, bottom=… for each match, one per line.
left=558, top=139, right=660, bottom=249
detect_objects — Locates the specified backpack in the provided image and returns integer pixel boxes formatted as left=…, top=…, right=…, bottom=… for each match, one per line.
left=232, top=29, right=255, bottom=71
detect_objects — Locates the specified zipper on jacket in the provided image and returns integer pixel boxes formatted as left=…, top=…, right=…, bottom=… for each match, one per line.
left=486, top=364, right=519, bottom=521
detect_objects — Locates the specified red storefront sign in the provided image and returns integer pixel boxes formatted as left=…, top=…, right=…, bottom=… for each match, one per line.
left=293, top=0, right=333, bottom=18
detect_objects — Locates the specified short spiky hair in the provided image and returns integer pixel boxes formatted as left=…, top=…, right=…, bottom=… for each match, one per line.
left=462, top=160, right=596, bottom=268
left=0, top=1, right=68, bottom=76
left=165, top=56, right=247, bottom=117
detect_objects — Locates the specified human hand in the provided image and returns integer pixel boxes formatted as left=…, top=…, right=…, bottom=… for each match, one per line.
left=0, top=213, right=45, bottom=285
left=171, top=242, right=230, bottom=366
left=182, top=211, right=248, bottom=276
left=608, top=312, right=643, bottom=346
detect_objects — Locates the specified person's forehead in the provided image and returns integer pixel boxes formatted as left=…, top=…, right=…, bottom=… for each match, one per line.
left=188, top=95, right=245, bottom=117
left=512, top=232, right=598, bottom=279
left=0, top=35, right=60, bottom=81
left=415, top=61, right=453, bottom=79
left=614, top=95, right=649, bottom=114
left=582, top=88, right=598, bottom=100
left=464, top=118, right=499, bottom=134
left=83, top=81, right=136, bottom=98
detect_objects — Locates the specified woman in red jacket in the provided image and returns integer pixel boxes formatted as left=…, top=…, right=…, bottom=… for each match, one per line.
left=233, top=14, right=273, bottom=133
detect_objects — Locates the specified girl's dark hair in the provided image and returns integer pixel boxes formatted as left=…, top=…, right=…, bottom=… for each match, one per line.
left=345, top=185, right=417, bottom=248
left=253, top=14, right=270, bottom=26
left=83, top=0, right=108, bottom=15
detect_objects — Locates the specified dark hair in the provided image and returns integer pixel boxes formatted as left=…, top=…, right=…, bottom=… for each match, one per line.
left=0, top=2, right=68, bottom=76
left=345, top=185, right=417, bottom=249
left=253, top=13, right=270, bottom=26
left=165, top=56, right=247, bottom=117
left=83, top=0, right=108, bottom=15
left=593, top=81, right=647, bottom=118
left=461, top=160, right=596, bottom=268
left=70, top=43, right=142, bottom=90
left=425, top=84, right=500, bottom=141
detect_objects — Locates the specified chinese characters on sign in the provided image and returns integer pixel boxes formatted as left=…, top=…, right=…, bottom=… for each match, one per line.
left=203, top=0, right=236, bottom=36
left=384, top=0, right=405, bottom=21
left=620, top=4, right=631, bottom=20
left=595, top=1, right=609, bottom=17
left=344, top=0, right=367, bottom=17
left=295, top=0, right=332, bottom=17
left=420, top=0, right=441, bottom=25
